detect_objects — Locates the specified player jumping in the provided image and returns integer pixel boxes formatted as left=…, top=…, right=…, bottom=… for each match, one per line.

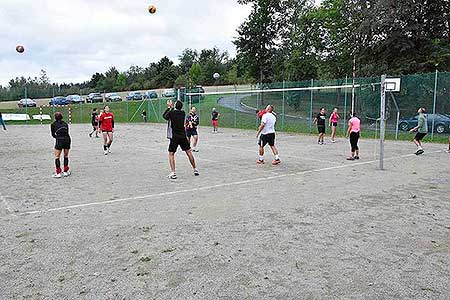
left=186, top=106, right=200, bottom=152
left=163, top=100, right=199, bottom=179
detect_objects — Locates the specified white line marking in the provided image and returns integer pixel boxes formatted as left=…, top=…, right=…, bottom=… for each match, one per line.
left=16, top=150, right=443, bottom=217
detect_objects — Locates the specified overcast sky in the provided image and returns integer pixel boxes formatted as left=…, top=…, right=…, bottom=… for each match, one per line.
left=0, top=0, right=252, bottom=86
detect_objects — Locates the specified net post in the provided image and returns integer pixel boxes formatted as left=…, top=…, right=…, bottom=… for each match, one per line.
left=282, top=80, right=285, bottom=131
left=431, top=69, right=438, bottom=140
left=380, top=75, right=387, bottom=170
left=351, top=56, right=356, bottom=115
left=343, top=76, right=348, bottom=133
left=24, top=86, right=28, bottom=124
left=234, top=85, right=237, bottom=128
left=39, top=106, right=43, bottom=126
left=68, top=107, right=72, bottom=125
left=309, top=79, right=314, bottom=133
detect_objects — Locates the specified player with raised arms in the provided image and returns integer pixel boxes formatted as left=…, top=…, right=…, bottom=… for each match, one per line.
left=256, top=105, right=281, bottom=165
left=51, top=112, right=71, bottom=178
left=163, top=100, right=199, bottom=179
left=99, top=105, right=114, bottom=155
left=186, top=106, right=200, bottom=152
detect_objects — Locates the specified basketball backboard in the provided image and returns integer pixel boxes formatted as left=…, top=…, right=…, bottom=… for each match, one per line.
left=385, top=78, right=401, bottom=92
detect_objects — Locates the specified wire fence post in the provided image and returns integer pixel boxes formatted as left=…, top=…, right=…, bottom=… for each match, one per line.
left=126, top=98, right=129, bottom=123
left=282, top=80, right=285, bottom=131
left=24, top=86, right=28, bottom=123
left=234, top=85, right=237, bottom=128
left=431, top=69, right=438, bottom=140
left=380, top=75, right=387, bottom=170
left=343, top=76, right=348, bottom=133
left=309, top=79, right=314, bottom=133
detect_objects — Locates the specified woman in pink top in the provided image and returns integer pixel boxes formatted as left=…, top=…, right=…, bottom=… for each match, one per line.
left=328, top=107, right=340, bottom=143
left=346, top=112, right=361, bottom=160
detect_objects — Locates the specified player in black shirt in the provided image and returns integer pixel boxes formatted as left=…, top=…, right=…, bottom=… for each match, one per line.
left=313, top=107, right=327, bottom=145
left=89, top=108, right=99, bottom=138
left=0, top=112, right=6, bottom=130
left=51, top=112, right=71, bottom=178
left=163, top=100, right=199, bottom=179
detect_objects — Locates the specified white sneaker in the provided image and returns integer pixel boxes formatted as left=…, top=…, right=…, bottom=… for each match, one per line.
left=104, top=150, right=108, bottom=155
left=193, top=169, right=200, bottom=176
left=63, top=171, right=71, bottom=177
left=167, top=172, right=177, bottom=179
left=52, top=173, right=62, bottom=179
left=108, top=148, right=111, bottom=153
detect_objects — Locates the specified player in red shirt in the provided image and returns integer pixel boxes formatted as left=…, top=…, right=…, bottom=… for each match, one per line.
left=99, top=105, right=115, bottom=155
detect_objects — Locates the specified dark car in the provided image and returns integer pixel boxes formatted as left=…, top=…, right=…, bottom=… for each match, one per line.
left=126, top=91, right=143, bottom=101
left=49, top=96, right=70, bottom=106
left=86, top=93, right=104, bottom=103
left=179, top=86, right=205, bottom=103
left=399, top=113, right=450, bottom=134
left=105, top=93, right=122, bottom=102
left=18, top=98, right=37, bottom=108
left=143, top=91, right=158, bottom=99
left=66, top=95, right=84, bottom=104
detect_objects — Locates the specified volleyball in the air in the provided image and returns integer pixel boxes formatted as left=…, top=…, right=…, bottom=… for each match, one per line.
left=148, top=5, right=156, bottom=14
left=16, top=45, right=25, bottom=53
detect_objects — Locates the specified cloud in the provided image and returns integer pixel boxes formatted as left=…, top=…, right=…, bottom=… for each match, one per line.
left=0, top=0, right=251, bottom=85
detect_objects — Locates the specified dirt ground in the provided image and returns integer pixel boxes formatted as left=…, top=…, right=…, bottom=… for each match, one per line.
left=1, top=123, right=449, bottom=300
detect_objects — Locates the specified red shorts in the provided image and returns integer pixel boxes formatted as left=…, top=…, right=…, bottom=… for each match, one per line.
left=212, top=120, right=219, bottom=127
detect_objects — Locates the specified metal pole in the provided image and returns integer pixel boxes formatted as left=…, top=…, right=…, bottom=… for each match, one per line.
left=396, top=111, right=400, bottom=140
left=431, top=69, right=438, bottom=140
left=24, top=86, right=28, bottom=123
left=282, top=80, right=285, bottom=131
left=234, top=85, right=237, bottom=128
left=380, top=75, right=386, bottom=170
left=309, top=79, right=314, bottom=133
left=351, top=56, right=356, bottom=115
left=343, top=76, right=348, bottom=133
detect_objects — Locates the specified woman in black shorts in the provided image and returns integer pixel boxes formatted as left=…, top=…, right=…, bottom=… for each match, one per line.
left=51, top=112, right=71, bottom=178
left=314, top=107, right=327, bottom=145
left=89, top=108, right=99, bottom=138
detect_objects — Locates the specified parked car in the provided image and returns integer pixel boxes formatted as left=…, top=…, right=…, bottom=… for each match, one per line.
left=86, top=93, right=104, bottom=103
left=17, top=98, right=37, bottom=108
left=162, top=88, right=176, bottom=98
left=105, top=93, right=122, bottom=102
left=178, top=86, right=205, bottom=103
left=49, top=96, right=70, bottom=106
left=126, top=91, right=143, bottom=101
left=66, top=95, right=84, bottom=104
left=143, top=91, right=158, bottom=99
left=399, top=113, right=450, bottom=134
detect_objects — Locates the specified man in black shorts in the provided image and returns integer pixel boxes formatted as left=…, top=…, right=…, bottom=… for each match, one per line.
left=163, top=100, right=199, bottom=179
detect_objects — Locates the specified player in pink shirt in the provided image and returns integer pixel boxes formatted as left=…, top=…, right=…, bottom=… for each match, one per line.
left=328, top=107, right=340, bottom=143
left=345, top=112, right=361, bottom=160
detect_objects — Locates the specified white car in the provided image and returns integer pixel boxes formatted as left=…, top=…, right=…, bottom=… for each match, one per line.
left=162, top=88, right=176, bottom=97
left=17, top=98, right=37, bottom=108
left=66, top=95, right=84, bottom=104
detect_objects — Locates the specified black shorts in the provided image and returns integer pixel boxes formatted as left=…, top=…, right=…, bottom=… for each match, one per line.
left=331, top=122, right=338, bottom=127
left=415, top=132, right=427, bottom=141
left=259, top=133, right=275, bottom=147
left=92, top=122, right=98, bottom=127
left=186, top=128, right=198, bottom=137
left=55, top=137, right=71, bottom=150
left=318, top=125, right=326, bottom=134
left=168, top=136, right=191, bottom=153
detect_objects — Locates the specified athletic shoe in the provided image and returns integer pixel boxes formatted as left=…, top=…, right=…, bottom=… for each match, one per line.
left=167, top=172, right=177, bottom=179
left=346, top=157, right=355, bottom=161
left=108, top=148, right=111, bottom=153
left=354, top=156, right=360, bottom=160
left=447, top=150, right=450, bottom=153
left=89, top=133, right=92, bottom=138
left=192, top=149, right=199, bottom=153
left=193, top=169, right=200, bottom=176
left=415, top=149, right=424, bottom=155
left=104, top=150, right=108, bottom=155
left=95, top=136, right=100, bottom=138
left=63, top=171, right=71, bottom=177
left=331, top=140, right=336, bottom=143
left=272, top=159, right=281, bottom=165
left=256, top=160, right=265, bottom=165
left=52, top=173, right=62, bottom=178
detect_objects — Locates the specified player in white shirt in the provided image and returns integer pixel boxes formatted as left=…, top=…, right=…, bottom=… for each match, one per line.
left=256, top=105, right=281, bottom=165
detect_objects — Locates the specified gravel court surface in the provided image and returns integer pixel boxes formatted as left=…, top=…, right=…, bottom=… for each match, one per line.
left=1, top=123, right=449, bottom=300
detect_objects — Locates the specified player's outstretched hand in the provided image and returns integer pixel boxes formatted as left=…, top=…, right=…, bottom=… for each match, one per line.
left=167, top=100, right=173, bottom=108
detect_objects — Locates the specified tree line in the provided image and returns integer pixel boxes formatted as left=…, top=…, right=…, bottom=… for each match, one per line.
left=1, top=0, right=449, bottom=101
